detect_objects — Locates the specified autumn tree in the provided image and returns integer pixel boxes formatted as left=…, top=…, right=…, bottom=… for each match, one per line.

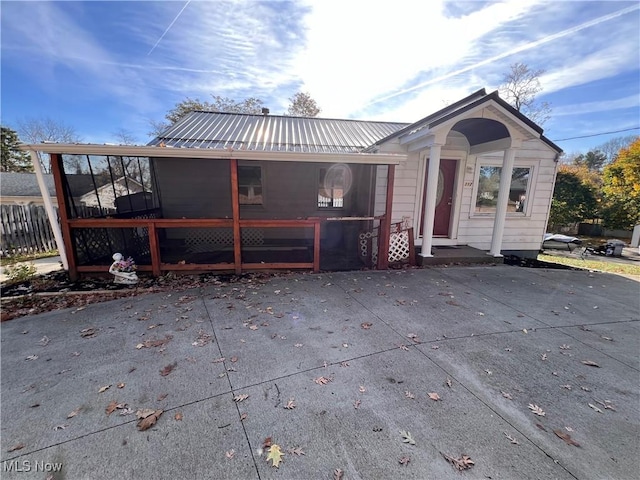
left=16, top=117, right=81, bottom=173
left=500, top=63, right=551, bottom=125
left=600, top=138, right=640, bottom=230
left=287, top=92, right=321, bottom=117
left=548, top=165, right=599, bottom=228
left=1, top=126, right=32, bottom=172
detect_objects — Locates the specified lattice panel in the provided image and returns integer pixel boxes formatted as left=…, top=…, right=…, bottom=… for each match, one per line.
left=388, top=230, right=411, bottom=263
left=185, top=228, right=264, bottom=253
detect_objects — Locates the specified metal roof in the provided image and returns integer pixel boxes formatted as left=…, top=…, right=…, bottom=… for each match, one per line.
left=148, top=111, right=408, bottom=153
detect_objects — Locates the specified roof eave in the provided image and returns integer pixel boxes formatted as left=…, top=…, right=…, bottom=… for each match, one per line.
left=20, top=143, right=405, bottom=165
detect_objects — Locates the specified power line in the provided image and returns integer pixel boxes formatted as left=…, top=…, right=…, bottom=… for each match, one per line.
left=552, top=127, right=640, bottom=142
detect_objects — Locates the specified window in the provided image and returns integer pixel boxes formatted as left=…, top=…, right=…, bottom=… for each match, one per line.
left=238, top=165, right=263, bottom=205
left=318, top=164, right=351, bottom=208
left=475, top=166, right=531, bottom=214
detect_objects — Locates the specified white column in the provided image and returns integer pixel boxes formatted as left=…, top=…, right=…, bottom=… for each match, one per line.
left=420, top=144, right=442, bottom=257
left=30, top=150, right=69, bottom=270
left=489, top=148, right=516, bottom=257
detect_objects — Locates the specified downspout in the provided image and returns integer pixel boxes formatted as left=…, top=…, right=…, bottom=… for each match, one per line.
left=30, top=150, right=69, bottom=270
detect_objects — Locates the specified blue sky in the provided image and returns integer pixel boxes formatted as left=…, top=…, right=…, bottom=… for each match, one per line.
left=1, top=0, right=639, bottom=155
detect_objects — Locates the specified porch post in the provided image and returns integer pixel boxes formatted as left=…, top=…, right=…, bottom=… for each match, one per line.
left=420, top=144, right=442, bottom=257
left=30, top=150, right=69, bottom=271
left=377, top=164, right=395, bottom=270
left=230, top=158, right=242, bottom=274
left=489, top=148, right=516, bottom=256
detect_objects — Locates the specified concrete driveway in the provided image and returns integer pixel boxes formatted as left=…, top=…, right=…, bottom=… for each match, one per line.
left=1, top=265, right=638, bottom=479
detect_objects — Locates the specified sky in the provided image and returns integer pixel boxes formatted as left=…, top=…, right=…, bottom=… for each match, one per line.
left=1, top=0, right=639, bottom=155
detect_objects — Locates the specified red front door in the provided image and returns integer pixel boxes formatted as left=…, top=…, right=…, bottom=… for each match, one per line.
left=420, top=159, right=456, bottom=237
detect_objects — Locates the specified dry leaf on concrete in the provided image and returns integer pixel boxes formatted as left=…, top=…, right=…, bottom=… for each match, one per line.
left=442, top=453, right=475, bottom=471
left=399, top=456, right=411, bottom=466
left=354, top=399, right=361, bottom=409
left=160, top=361, right=177, bottom=376
left=314, top=376, right=331, bottom=385
left=67, top=407, right=81, bottom=419
left=503, top=432, right=519, bottom=445
left=7, top=442, right=25, bottom=452
left=98, top=385, right=111, bottom=393
left=428, top=392, right=441, bottom=401
left=175, top=412, right=183, bottom=421
left=400, top=430, right=416, bottom=445
left=225, top=449, right=235, bottom=459
left=334, top=468, right=344, bottom=480
left=588, top=403, right=603, bottom=413
left=581, top=360, right=600, bottom=367
left=233, top=394, right=249, bottom=403
left=266, top=444, right=284, bottom=468
left=284, top=398, right=296, bottom=409
left=405, top=391, right=415, bottom=399
left=528, top=404, right=545, bottom=416
left=288, top=447, right=305, bottom=456
left=554, top=429, right=580, bottom=447
left=136, top=409, right=163, bottom=431
left=361, top=322, right=373, bottom=329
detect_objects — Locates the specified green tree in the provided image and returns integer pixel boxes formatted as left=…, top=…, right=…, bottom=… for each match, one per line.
left=601, top=139, right=640, bottom=230
left=287, top=92, right=321, bottom=117
left=1, top=126, right=32, bottom=172
left=499, top=63, right=551, bottom=125
left=548, top=166, right=598, bottom=227
left=573, top=150, right=607, bottom=171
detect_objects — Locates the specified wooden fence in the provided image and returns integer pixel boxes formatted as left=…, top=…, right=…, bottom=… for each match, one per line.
left=0, top=204, right=58, bottom=256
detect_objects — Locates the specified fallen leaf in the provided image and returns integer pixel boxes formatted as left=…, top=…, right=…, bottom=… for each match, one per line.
left=562, top=384, right=572, bottom=390
left=7, top=442, right=25, bottom=452
left=294, top=343, right=304, bottom=348
left=504, top=432, right=519, bottom=445
left=98, top=385, right=111, bottom=393
left=287, top=446, right=305, bottom=455
left=446, top=378, right=452, bottom=388
left=581, top=386, right=592, bottom=392
left=119, top=407, right=134, bottom=416
left=174, top=412, right=183, bottom=421
left=38, top=336, right=50, bottom=346
left=334, top=468, right=344, bottom=480
left=212, top=357, right=225, bottom=363
left=266, top=444, right=284, bottom=468
left=117, top=383, right=125, bottom=389
left=354, top=399, right=361, bottom=409
left=405, top=390, right=415, bottom=399
left=314, top=376, right=331, bottom=385
left=528, top=404, right=545, bottom=416
left=588, top=403, right=603, bottom=413
left=339, top=361, right=349, bottom=367
left=240, top=413, right=247, bottom=421
left=553, top=429, right=580, bottom=446
left=157, top=393, right=168, bottom=401
left=263, top=437, right=272, bottom=448
left=25, top=355, right=38, bottom=361
left=233, top=394, right=249, bottom=403
left=428, top=392, right=441, bottom=401
left=230, top=356, right=238, bottom=363
left=160, top=361, right=177, bottom=376
left=560, top=344, right=571, bottom=350
left=581, top=360, right=600, bottom=367
left=541, top=353, right=548, bottom=361
left=225, top=449, right=235, bottom=459
left=53, top=424, right=69, bottom=431
left=80, top=327, right=97, bottom=338
left=359, top=385, right=366, bottom=393
left=501, top=391, right=513, bottom=400
left=67, top=407, right=81, bottom=419
left=594, top=399, right=617, bottom=411
left=431, top=345, right=440, bottom=350
left=399, top=456, right=411, bottom=465
left=361, top=322, right=373, bottom=329
left=105, top=400, right=123, bottom=415
left=249, top=325, right=259, bottom=331
left=400, top=430, right=416, bottom=445
left=601, top=336, right=613, bottom=342
left=442, top=453, right=475, bottom=471
left=284, top=398, right=296, bottom=409
left=136, top=409, right=163, bottom=431
left=136, top=408, right=156, bottom=419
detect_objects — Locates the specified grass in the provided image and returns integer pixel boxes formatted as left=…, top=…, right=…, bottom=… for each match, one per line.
left=0, top=250, right=59, bottom=267
left=538, top=253, right=640, bottom=276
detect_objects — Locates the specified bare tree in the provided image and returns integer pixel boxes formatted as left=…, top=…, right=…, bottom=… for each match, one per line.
left=112, top=128, right=139, bottom=145
left=499, top=63, right=551, bottom=126
left=16, top=117, right=81, bottom=173
left=595, top=135, right=639, bottom=164
left=287, top=92, right=321, bottom=117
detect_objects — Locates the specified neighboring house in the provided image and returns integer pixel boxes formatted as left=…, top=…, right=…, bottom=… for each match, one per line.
left=0, top=172, right=57, bottom=205
left=22, top=88, right=561, bottom=280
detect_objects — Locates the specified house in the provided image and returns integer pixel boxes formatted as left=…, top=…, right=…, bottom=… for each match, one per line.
left=22, top=88, right=561, bottom=280
left=1, top=172, right=57, bottom=206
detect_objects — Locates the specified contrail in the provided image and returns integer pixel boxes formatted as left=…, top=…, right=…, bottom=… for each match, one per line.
left=147, top=0, right=191, bottom=56
left=367, top=4, right=639, bottom=106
